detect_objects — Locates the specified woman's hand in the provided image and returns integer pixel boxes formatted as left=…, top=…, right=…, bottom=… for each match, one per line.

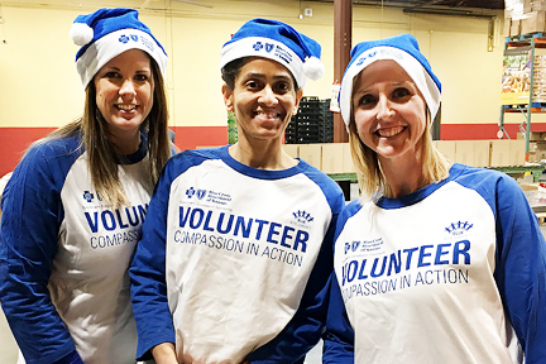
left=152, top=342, right=179, bottom=364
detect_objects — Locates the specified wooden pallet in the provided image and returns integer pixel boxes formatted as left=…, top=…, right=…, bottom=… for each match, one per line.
left=536, top=212, right=546, bottom=225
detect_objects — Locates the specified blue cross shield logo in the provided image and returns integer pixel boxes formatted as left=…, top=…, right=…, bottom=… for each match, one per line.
left=197, top=189, right=206, bottom=200
left=253, top=41, right=264, bottom=51
left=186, top=187, right=196, bottom=198
left=83, top=191, right=94, bottom=203
left=265, top=43, right=274, bottom=52
left=130, top=34, right=138, bottom=42
left=119, top=35, right=130, bottom=44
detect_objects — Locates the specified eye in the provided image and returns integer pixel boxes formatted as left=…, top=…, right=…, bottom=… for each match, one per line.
left=357, top=94, right=376, bottom=108
left=245, top=80, right=261, bottom=90
left=104, top=71, right=120, bottom=79
left=275, top=81, right=291, bottom=94
left=134, top=73, right=150, bottom=82
left=392, top=87, right=411, bottom=100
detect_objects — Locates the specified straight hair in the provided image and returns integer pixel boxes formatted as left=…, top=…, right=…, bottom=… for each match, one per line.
left=349, top=110, right=450, bottom=200
left=31, top=56, right=171, bottom=208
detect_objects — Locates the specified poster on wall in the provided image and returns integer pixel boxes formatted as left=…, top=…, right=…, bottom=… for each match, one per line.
left=501, top=48, right=531, bottom=105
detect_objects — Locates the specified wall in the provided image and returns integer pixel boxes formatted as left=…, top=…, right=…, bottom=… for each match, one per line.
left=0, top=0, right=512, bottom=176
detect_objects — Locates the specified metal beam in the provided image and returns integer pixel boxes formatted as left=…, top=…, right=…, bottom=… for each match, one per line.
left=333, top=0, right=351, bottom=143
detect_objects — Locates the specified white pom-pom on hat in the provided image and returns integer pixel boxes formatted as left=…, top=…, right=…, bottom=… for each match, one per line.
left=303, top=56, right=325, bottom=81
left=70, top=22, right=94, bottom=46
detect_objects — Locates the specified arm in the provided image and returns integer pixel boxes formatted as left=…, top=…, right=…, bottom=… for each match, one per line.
left=129, top=164, right=176, bottom=361
left=245, top=219, right=336, bottom=364
left=322, top=199, right=362, bottom=364
left=246, top=188, right=346, bottom=364
left=321, top=274, right=354, bottom=364
left=0, top=146, right=83, bottom=364
left=493, top=176, right=546, bottom=363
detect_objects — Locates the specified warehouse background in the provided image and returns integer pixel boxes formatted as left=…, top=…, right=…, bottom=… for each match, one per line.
left=0, top=0, right=515, bottom=177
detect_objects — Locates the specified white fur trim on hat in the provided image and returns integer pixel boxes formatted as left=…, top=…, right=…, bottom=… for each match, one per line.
left=220, top=36, right=307, bottom=89
left=76, top=28, right=168, bottom=88
left=70, top=22, right=94, bottom=46
left=303, top=56, right=325, bottom=81
left=340, top=46, right=441, bottom=130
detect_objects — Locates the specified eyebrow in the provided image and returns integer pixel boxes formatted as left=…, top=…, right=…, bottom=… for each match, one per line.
left=242, top=72, right=291, bottom=81
left=354, top=80, right=416, bottom=94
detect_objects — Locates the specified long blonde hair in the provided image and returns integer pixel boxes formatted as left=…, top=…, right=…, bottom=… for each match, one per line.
left=33, top=57, right=171, bottom=207
left=349, top=110, right=450, bottom=199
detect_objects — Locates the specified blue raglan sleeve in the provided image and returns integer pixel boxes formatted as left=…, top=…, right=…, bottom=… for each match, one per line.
left=322, top=200, right=360, bottom=364
left=0, top=144, right=83, bottom=364
left=245, top=181, right=345, bottom=364
left=492, top=174, right=546, bottom=363
left=129, top=157, right=178, bottom=361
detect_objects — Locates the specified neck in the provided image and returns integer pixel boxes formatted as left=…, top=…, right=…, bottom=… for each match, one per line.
left=379, top=153, right=426, bottom=198
left=229, top=135, right=296, bottom=170
left=108, top=130, right=141, bottom=155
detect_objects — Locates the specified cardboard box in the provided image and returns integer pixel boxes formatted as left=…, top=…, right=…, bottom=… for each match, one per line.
left=490, top=140, right=512, bottom=167
left=282, top=144, right=299, bottom=159
left=454, top=140, right=475, bottom=166
left=511, top=18, right=523, bottom=36
left=490, top=139, right=526, bottom=166
left=509, top=139, right=527, bottom=165
left=453, top=141, right=491, bottom=167
left=472, top=140, right=491, bottom=167
left=342, top=143, right=356, bottom=173
left=521, top=11, right=546, bottom=34
left=435, top=140, right=456, bottom=162
left=517, top=131, right=546, bottom=140
left=299, top=144, right=322, bottom=170
left=322, top=143, right=345, bottom=174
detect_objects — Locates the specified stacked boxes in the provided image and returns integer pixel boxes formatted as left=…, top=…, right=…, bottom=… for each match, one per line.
left=285, top=140, right=528, bottom=175
left=286, top=97, right=334, bottom=144
left=518, top=131, right=546, bottom=161
left=533, top=51, right=546, bottom=102
left=505, top=0, right=546, bottom=36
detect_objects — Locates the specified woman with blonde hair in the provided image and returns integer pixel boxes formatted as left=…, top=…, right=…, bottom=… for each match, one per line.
left=0, top=8, right=172, bottom=364
left=323, top=33, right=546, bottom=363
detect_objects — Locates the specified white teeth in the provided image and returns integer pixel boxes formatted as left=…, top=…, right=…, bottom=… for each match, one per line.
left=117, top=104, right=136, bottom=111
left=377, top=126, right=404, bottom=137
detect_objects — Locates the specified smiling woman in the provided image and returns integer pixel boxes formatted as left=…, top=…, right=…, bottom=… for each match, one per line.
left=128, top=18, right=345, bottom=364
left=94, top=49, right=155, bottom=155
left=323, top=33, right=546, bottom=364
left=0, top=8, right=173, bottom=364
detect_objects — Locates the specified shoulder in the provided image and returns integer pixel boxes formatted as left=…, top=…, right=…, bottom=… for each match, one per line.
left=448, top=163, right=521, bottom=196
left=14, top=136, right=84, bottom=182
left=25, top=136, right=83, bottom=161
left=297, top=159, right=345, bottom=213
left=160, top=146, right=224, bottom=181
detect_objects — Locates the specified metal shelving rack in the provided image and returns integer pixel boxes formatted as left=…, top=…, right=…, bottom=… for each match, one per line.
left=500, top=34, right=546, bottom=161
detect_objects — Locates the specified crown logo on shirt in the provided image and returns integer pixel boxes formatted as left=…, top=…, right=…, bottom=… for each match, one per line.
left=445, top=221, right=473, bottom=236
left=293, top=210, right=314, bottom=224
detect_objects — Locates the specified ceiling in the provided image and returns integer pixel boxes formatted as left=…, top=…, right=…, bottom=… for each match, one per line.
left=349, top=0, right=504, bottom=10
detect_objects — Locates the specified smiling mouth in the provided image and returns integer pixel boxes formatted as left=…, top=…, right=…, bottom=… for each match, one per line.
left=116, top=104, right=138, bottom=111
left=376, top=126, right=405, bottom=137
left=253, top=110, right=282, bottom=120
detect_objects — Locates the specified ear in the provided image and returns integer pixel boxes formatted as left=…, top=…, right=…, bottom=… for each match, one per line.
left=292, top=88, right=304, bottom=115
left=222, top=83, right=234, bottom=111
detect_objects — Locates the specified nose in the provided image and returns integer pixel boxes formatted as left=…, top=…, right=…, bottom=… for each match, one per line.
left=119, top=78, right=136, bottom=97
left=376, top=95, right=395, bottom=120
left=258, top=85, right=278, bottom=106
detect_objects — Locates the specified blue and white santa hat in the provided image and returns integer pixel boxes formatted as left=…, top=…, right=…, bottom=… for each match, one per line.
left=69, top=8, right=168, bottom=88
left=220, top=18, right=325, bottom=89
left=340, top=33, right=441, bottom=129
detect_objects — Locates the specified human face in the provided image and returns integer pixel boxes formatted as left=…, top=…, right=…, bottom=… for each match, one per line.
left=352, top=60, right=427, bottom=164
left=94, top=49, right=154, bottom=145
left=222, top=58, right=302, bottom=142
